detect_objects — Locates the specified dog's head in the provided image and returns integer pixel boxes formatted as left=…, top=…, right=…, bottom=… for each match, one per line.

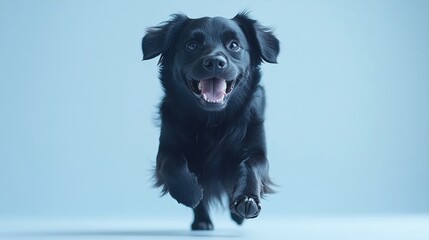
left=142, top=13, right=279, bottom=112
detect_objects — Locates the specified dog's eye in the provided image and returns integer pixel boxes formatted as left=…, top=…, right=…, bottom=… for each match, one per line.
left=228, top=41, right=240, bottom=51
left=186, top=42, right=198, bottom=51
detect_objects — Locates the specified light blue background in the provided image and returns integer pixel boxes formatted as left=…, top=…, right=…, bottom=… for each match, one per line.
left=1, top=0, right=428, bottom=220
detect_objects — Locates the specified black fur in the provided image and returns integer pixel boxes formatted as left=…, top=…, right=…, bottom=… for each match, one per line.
left=142, top=12, right=279, bottom=230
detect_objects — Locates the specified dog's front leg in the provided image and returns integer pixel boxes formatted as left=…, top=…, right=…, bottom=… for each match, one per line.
left=230, top=122, right=271, bottom=219
left=230, top=156, right=268, bottom=219
left=156, top=149, right=203, bottom=208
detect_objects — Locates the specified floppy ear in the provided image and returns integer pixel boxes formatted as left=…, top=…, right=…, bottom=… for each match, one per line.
left=233, top=12, right=280, bottom=64
left=142, top=14, right=189, bottom=61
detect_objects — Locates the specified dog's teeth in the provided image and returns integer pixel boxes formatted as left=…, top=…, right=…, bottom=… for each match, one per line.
left=198, top=81, right=202, bottom=91
left=202, top=93, right=225, bottom=103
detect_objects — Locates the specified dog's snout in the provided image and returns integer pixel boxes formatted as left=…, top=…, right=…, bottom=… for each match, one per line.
left=203, top=55, right=227, bottom=71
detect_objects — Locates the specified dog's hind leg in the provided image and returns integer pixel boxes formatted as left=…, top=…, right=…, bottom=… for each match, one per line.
left=191, top=201, right=213, bottom=230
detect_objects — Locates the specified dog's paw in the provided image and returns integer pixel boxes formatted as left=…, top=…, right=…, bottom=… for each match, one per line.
left=168, top=174, right=203, bottom=208
left=230, top=211, right=245, bottom=225
left=230, top=195, right=261, bottom=219
left=191, top=220, right=214, bottom=231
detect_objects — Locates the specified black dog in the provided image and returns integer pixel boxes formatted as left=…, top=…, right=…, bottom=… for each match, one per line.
left=142, top=12, right=279, bottom=230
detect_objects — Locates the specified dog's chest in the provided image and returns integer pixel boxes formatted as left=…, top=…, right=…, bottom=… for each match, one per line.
left=186, top=124, right=246, bottom=168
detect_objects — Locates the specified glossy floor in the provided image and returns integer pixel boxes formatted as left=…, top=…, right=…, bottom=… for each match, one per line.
left=1, top=215, right=428, bottom=240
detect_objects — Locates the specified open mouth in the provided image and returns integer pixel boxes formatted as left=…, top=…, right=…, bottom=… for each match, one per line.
left=188, top=77, right=237, bottom=104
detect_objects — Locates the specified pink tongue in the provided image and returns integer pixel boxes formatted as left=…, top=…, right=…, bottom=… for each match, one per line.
left=201, top=78, right=226, bottom=102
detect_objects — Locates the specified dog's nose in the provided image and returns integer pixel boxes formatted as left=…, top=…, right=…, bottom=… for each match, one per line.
left=203, top=55, right=227, bottom=71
